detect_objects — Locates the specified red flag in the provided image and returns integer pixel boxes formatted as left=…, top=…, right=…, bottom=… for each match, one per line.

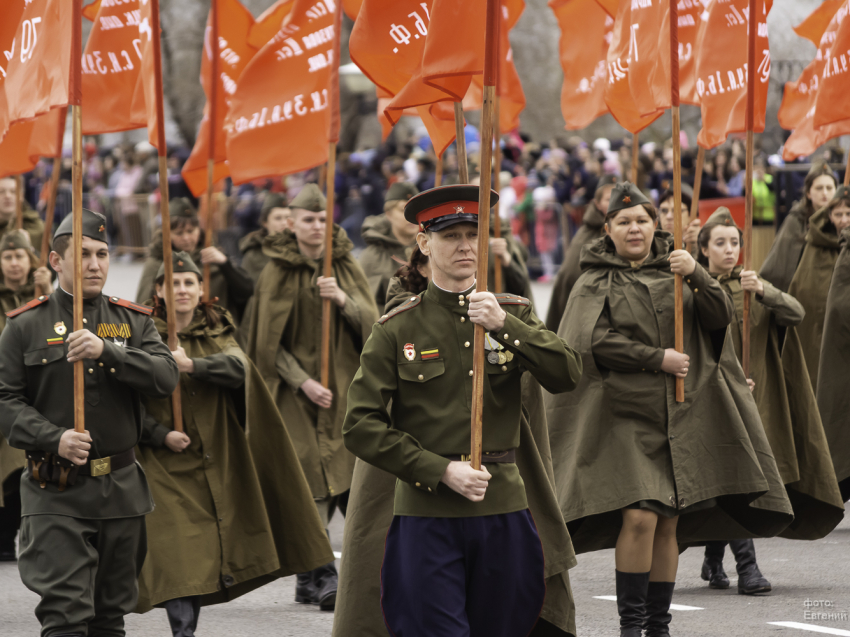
left=794, top=0, right=844, bottom=46
left=678, top=0, right=707, bottom=106
left=601, top=0, right=670, bottom=134
left=695, top=0, right=773, bottom=149
left=248, top=0, right=296, bottom=49
left=0, top=108, right=63, bottom=179
left=181, top=0, right=258, bottom=196
left=0, top=0, right=73, bottom=144
left=225, top=0, right=339, bottom=183
left=813, top=1, right=850, bottom=129
left=550, top=0, right=611, bottom=130
left=137, top=0, right=163, bottom=150
left=81, top=0, right=148, bottom=135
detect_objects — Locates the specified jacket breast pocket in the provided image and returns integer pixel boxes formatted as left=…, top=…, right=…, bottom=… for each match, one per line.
left=485, top=357, right=520, bottom=375
left=24, top=345, right=65, bottom=367
left=398, top=360, right=446, bottom=383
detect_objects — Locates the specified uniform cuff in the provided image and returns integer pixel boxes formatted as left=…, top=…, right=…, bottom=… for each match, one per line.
left=683, top=264, right=710, bottom=295
left=149, top=423, right=172, bottom=448
left=644, top=348, right=666, bottom=372
left=37, top=424, right=66, bottom=455
left=491, top=311, right=532, bottom=355
left=189, top=357, right=210, bottom=381
left=757, top=282, right=780, bottom=307
left=97, top=338, right=126, bottom=375
left=410, top=450, right=451, bottom=494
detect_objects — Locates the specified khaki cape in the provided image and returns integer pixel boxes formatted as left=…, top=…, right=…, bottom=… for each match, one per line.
left=545, top=233, right=793, bottom=553
left=717, top=268, right=843, bottom=539
left=760, top=201, right=809, bottom=293
left=334, top=374, right=577, bottom=637
left=238, top=229, right=271, bottom=282
left=242, top=226, right=378, bottom=498
left=136, top=310, right=334, bottom=612
left=358, top=214, right=414, bottom=310
left=817, top=228, right=850, bottom=501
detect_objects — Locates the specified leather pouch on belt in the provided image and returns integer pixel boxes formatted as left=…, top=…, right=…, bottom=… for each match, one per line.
left=26, top=451, right=79, bottom=491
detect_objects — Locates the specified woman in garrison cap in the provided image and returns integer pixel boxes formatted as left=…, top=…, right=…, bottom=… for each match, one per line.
left=136, top=252, right=333, bottom=635
left=238, top=192, right=291, bottom=282
left=783, top=186, right=850, bottom=389
left=693, top=208, right=843, bottom=595
left=545, top=183, right=792, bottom=637
left=761, top=162, right=836, bottom=293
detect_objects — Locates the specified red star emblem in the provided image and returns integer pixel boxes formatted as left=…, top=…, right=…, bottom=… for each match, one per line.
left=177, top=260, right=184, bottom=266
left=623, top=196, right=631, bottom=203
left=98, top=225, right=105, bottom=232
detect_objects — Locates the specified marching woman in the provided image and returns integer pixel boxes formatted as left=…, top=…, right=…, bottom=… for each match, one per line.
left=785, top=186, right=850, bottom=389
left=136, top=252, right=333, bottom=636
left=546, top=183, right=792, bottom=637
left=694, top=209, right=843, bottom=594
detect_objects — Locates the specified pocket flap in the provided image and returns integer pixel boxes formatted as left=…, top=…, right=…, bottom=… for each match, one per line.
left=24, top=345, right=65, bottom=367
left=398, top=360, right=446, bottom=383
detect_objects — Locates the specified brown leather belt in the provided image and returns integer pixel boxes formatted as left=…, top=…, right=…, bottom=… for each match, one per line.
left=78, top=448, right=136, bottom=477
left=445, top=449, right=516, bottom=463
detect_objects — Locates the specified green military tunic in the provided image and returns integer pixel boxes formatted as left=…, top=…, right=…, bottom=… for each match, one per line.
left=760, top=201, right=809, bottom=293
left=343, top=280, right=583, bottom=518
left=359, top=214, right=414, bottom=310
left=545, top=233, right=794, bottom=553
left=0, top=204, right=45, bottom=256
left=785, top=205, right=842, bottom=389
left=242, top=226, right=378, bottom=499
left=136, top=310, right=333, bottom=612
left=714, top=267, right=844, bottom=539
left=818, top=227, right=850, bottom=501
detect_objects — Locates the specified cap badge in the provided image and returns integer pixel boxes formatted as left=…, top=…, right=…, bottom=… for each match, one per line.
left=623, top=196, right=631, bottom=203
left=99, top=225, right=105, bottom=232
left=454, top=205, right=465, bottom=214
left=54, top=321, right=67, bottom=336
left=7, top=242, right=13, bottom=248
left=177, top=260, right=184, bottom=266
left=403, top=343, right=416, bottom=361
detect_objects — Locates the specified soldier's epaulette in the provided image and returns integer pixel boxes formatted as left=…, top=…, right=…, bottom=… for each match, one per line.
left=108, top=296, right=153, bottom=316
left=5, top=295, right=49, bottom=318
left=378, top=295, right=421, bottom=324
left=494, top=293, right=530, bottom=306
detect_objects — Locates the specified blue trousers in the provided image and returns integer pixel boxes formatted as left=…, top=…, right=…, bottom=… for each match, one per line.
left=380, top=510, right=546, bottom=637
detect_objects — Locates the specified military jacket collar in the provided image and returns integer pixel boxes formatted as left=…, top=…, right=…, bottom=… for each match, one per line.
left=425, top=280, right=476, bottom=307
left=55, top=286, right=102, bottom=311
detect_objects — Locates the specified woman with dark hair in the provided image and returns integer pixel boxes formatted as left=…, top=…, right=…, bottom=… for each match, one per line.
left=694, top=209, right=843, bottom=594
left=136, top=198, right=254, bottom=323
left=785, top=186, right=850, bottom=388
left=761, top=162, right=837, bottom=292
left=136, top=252, right=333, bottom=636
left=546, top=183, right=792, bottom=637
left=239, top=192, right=290, bottom=282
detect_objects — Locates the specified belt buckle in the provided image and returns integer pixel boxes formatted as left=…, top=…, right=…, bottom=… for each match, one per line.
left=90, top=456, right=111, bottom=477
left=460, top=454, right=471, bottom=462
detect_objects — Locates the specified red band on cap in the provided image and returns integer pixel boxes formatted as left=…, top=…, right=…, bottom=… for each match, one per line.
left=416, top=201, right=480, bottom=227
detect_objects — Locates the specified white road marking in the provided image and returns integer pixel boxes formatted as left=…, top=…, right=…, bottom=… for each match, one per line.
left=333, top=551, right=342, bottom=559
left=593, top=596, right=703, bottom=611
left=768, top=622, right=850, bottom=636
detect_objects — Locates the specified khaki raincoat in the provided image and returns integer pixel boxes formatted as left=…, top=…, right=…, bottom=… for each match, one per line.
left=545, top=233, right=793, bottom=553
left=817, top=227, right=850, bottom=501
left=242, top=226, right=378, bottom=499
left=760, top=201, right=809, bottom=293
left=715, top=267, right=843, bottom=538
left=785, top=206, right=842, bottom=389
left=136, top=310, right=334, bottom=612
left=238, top=229, right=271, bottom=282
left=359, top=214, right=414, bottom=310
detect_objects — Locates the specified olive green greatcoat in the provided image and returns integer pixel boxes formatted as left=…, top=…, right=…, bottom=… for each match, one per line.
left=785, top=205, right=841, bottom=389
left=716, top=268, right=843, bottom=539
left=359, top=214, right=414, bottom=310
left=238, top=229, right=271, bottom=282
left=760, top=201, right=808, bottom=293
left=545, top=202, right=606, bottom=331
left=0, top=204, right=44, bottom=255
left=545, top=233, right=793, bottom=553
left=817, top=228, right=850, bottom=501
left=136, top=228, right=254, bottom=322
left=334, top=374, right=577, bottom=637
left=136, top=311, right=334, bottom=612
left=242, top=226, right=378, bottom=499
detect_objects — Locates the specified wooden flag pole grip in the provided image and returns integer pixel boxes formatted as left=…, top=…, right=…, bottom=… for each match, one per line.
left=72, top=105, right=85, bottom=434
left=742, top=0, right=757, bottom=378
left=320, top=143, right=338, bottom=390
left=454, top=102, right=469, bottom=185
left=203, top=160, right=215, bottom=296
left=670, top=0, right=685, bottom=403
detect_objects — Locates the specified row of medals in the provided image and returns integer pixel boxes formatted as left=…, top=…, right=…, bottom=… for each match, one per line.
left=487, top=347, right=513, bottom=366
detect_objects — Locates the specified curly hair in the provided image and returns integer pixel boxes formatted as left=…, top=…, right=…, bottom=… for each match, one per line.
left=395, top=245, right=429, bottom=294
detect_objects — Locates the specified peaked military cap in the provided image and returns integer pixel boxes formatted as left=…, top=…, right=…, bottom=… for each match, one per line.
left=155, top=250, right=203, bottom=282
left=261, top=192, right=289, bottom=217
left=1, top=230, right=33, bottom=253
left=53, top=209, right=108, bottom=244
left=385, top=182, right=419, bottom=204
left=404, top=184, right=499, bottom=232
left=290, top=183, right=327, bottom=212
left=607, top=182, right=652, bottom=216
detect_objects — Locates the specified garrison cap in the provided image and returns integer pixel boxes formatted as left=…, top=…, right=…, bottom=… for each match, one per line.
left=53, top=209, right=108, bottom=245
left=404, top=185, right=499, bottom=233
left=155, top=251, right=202, bottom=282
left=832, top=184, right=850, bottom=202
left=607, top=182, right=652, bottom=216
left=169, top=197, right=198, bottom=219
left=290, top=183, right=327, bottom=213
left=261, top=192, right=289, bottom=218
left=385, top=182, right=419, bottom=204
left=595, top=174, right=618, bottom=195
left=697, top=206, right=740, bottom=246
left=1, top=230, right=33, bottom=253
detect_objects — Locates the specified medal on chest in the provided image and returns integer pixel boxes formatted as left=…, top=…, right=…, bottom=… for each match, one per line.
left=403, top=343, right=416, bottom=361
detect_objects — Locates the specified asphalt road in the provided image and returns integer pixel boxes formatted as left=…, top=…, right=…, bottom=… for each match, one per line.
left=2, top=264, right=848, bottom=636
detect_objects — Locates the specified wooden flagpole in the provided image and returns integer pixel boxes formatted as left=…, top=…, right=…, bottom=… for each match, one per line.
left=470, top=0, right=500, bottom=471
left=15, top=175, right=24, bottom=230
left=320, top=0, right=343, bottom=391
left=686, top=146, right=705, bottom=253
left=845, top=148, right=850, bottom=187
left=493, top=97, right=503, bottom=293
left=203, top=0, right=220, bottom=298
left=36, top=110, right=67, bottom=297
left=71, top=0, right=85, bottom=434
left=434, top=155, right=443, bottom=187
left=670, top=0, right=685, bottom=403
left=631, top=133, right=640, bottom=184
left=151, top=0, right=183, bottom=432
left=454, top=102, right=469, bottom=184
left=742, top=0, right=757, bottom=377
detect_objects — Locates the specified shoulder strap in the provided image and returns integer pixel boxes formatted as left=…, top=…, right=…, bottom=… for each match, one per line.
left=108, top=296, right=153, bottom=316
left=494, top=293, right=530, bottom=306
left=5, top=295, right=49, bottom=319
left=378, top=294, right=422, bottom=324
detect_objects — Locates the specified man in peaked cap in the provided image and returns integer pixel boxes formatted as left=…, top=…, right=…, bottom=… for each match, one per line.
left=343, top=184, right=583, bottom=636
left=0, top=209, right=179, bottom=637
left=359, top=182, right=420, bottom=308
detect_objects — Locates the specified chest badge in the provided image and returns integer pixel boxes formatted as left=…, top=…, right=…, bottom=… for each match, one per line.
left=403, top=343, right=416, bottom=361
left=54, top=321, right=67, bottom=336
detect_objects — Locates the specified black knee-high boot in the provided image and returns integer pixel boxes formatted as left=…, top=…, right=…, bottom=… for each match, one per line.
left=700, top=542, right=729, bottom=589
left=729, top=539, right=771, bottom=595
left=615, top=570, right=650, bottom=637
left=644, top=581, right=675, bottom=637
left=164, top=596, right=201, bottom=637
